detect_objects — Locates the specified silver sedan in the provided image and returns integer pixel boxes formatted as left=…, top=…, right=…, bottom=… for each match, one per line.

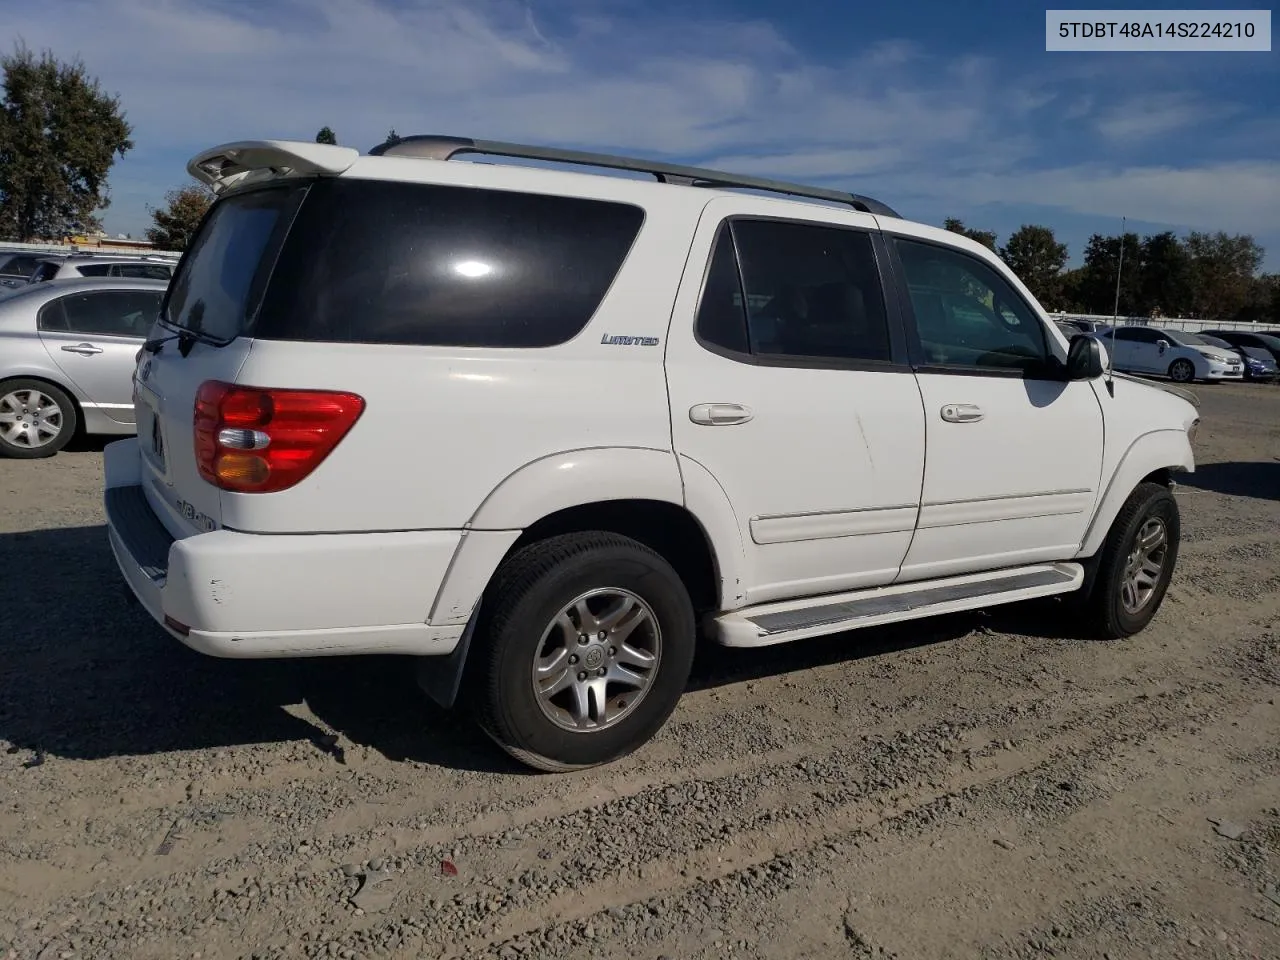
left=0, top=276, right=168, bottom=458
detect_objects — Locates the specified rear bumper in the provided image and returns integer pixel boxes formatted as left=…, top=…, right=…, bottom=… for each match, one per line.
left=103, top=438, right=466, bottom=659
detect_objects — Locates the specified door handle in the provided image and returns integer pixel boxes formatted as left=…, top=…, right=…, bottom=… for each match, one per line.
left=61, top=343, right=103, bottom=356
left=689, top=402, right=753, bottom=426
left=940, top=403, right=984, bottom=423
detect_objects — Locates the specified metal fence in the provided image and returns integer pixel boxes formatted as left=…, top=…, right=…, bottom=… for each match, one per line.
left=1050, top=311, right=1279, bottom=336
left=0, top=239, right=183, bottom=260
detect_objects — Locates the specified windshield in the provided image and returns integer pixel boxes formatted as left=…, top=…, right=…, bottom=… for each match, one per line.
left=162, top=182, right=307, bottom=343
left=1197, top=335, right=1233, bottom=349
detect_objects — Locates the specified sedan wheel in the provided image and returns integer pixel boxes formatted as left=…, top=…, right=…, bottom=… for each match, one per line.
left=0, top=380, right=77, bottom=458
left=1168, top=359, right=1195, bottom=383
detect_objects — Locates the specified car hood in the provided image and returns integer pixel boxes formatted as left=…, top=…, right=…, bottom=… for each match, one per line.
left=1111, top=370, right=1200, bottom=409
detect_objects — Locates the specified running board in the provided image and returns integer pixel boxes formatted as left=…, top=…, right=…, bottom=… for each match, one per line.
left=708, top=563, right=1084, bottom=648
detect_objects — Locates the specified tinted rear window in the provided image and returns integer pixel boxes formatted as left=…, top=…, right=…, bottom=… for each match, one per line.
left=0, top=254, right=42, bottom=277
left=30, top=262, right=60, bottom=283
left=163, top=183, right=307, bottom=343
left=255, top=178, right=645, bottom=348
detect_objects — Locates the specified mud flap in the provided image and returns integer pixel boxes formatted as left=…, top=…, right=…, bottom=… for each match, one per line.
left=415, top=607, right=480, bottom=710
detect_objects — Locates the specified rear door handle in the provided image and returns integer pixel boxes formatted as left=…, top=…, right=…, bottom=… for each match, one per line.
left=61, top=343, right=103, bottom=356
left=940, top=403, right=984, bottom=423
left=689, top=402, right=753, bottom=426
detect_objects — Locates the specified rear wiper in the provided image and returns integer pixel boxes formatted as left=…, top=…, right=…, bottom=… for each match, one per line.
left=141, top=332, right=182, bottom=354
left=143, top=327, right=217, bottom=357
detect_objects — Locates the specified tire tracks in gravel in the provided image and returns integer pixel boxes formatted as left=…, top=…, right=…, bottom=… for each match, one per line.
left=6, top=551, right=1278, bottom=913
left=11, top=619, right=1271, bottom=960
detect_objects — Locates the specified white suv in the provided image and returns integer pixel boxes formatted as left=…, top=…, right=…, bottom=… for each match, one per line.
left=105, top=136, right=1200, bottom=771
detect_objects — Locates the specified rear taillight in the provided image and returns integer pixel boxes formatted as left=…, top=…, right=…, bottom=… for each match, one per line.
left=194, top=381, right=365, bottom=493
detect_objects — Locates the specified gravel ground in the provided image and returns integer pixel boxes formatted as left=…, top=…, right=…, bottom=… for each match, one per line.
left=2, top=382, right=1279, bottom=960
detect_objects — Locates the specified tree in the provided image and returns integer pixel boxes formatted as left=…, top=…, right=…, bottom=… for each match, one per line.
left=144, top=183, right=213, bottom=250
left=1136, top=232, right=1193, bottom=318
left=1185, top=231, right=1264, bottom=321
left=943, top=216, right=997, bottom=252
left=383, top=128, right=402, bottom=148
left=999, top=225, right=1068, bottom=308
left=1235, top=273, right=1280, bottom=325
left=1057, top=266, right=1088, bottom=312
left=0, top=44, right=133, bottom=242
left=1079, top=232, right=1143, bottom=316
left=315, top=126, right=337, bottom=145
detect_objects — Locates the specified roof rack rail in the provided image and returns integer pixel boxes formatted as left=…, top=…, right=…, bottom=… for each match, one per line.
left=368, top=135, right=900, bottom=218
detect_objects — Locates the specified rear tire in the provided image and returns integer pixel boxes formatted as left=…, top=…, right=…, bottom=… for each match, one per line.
left=1080, top=481, right=1180, bottom=640
left=0, top=379, right=78, bottom=459
left=473, top=532, right=696, bottom=772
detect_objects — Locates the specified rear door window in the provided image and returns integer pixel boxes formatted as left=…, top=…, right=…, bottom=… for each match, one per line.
left=39, top=291, right=164, bottom=337
left=256, top=178, right=645, bottom=348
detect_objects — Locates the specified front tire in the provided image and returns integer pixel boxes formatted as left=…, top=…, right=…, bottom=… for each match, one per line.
left=1082, top=481, right=1180, bottom=639
left=0, top=379, right=78, bottom=458
left=1168, top=359, right=1196, bottom=383
left=474, top=532, right=696, bottom=772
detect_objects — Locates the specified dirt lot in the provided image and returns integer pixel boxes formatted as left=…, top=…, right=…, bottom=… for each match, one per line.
left=1, top=382, right=1279, bottom=960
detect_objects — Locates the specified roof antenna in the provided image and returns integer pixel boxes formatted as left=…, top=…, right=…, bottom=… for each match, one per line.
left=1105, top=215, right=1125, bottom=397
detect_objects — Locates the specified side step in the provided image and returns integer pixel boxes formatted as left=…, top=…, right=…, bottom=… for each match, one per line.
left=709, top=562, right=1084, bottom=648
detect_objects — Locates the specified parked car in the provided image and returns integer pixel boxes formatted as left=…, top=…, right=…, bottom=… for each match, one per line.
left=1200, top=329, right=1280, bottom=369
left=1195, top=333, right=1277, bottom=382
left=1058, top=317, right=1104, bottom=334
left=0, top=252, right=51, bottom=288
left=0, top=276, right=168, bottom=458
left=1054, top=320, right=1083, bottom=341
left=105, top=135, right=1198, bottom=772
left=27, top=255, right=176, bottom=284
left=1103, top=325, right=1243, bottom=383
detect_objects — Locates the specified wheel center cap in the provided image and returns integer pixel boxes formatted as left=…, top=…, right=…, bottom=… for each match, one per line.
left=582, top=645, right=606, bottom=671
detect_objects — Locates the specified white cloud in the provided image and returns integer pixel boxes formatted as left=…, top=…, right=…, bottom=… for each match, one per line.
left=1, top=0, right=1272, bottom=258
left=885, top=162, right=1280, bottom=238
left=1095, top=94, right=1237, bottom=143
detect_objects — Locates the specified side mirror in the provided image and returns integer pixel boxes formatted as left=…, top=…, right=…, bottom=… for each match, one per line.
left=1156, top=339, right=1168, bottom=354
left=1067, top=334, right=1104, bottom=380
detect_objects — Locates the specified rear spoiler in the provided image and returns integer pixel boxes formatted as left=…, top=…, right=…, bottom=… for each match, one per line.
left=187, top=140, right=361, bottom=194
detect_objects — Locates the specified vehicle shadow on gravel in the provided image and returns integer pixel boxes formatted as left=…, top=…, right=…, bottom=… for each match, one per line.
left=0, top=524, right=508, bottom=772
left=0, top=524, right=1087, bottom=775
left=1177, top=460, right=1280, bottom=501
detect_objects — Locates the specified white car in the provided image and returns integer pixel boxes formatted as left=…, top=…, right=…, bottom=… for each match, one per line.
left=104, top=136, right=1199, bottom=771
left=1104, top=325, right=1244, bottom=383
left=28, top=255, right=176, bottom=284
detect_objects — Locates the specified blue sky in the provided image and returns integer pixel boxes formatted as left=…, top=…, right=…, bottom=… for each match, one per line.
left=6, top=0, right=1279, bottom=268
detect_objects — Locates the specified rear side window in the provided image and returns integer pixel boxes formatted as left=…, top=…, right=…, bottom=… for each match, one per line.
left=164, top=183, right=307, bottom=343
left=75, top=263, right=112, bottom=277
left=256, top=178, right=645, bottom=348
left=30, top=262, right=60, bottom=283
left=0, top=254, right=42, bottom=278
left=114, top=263, right=172, bottom=280
left=39, top=290, right=163, bottom=337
